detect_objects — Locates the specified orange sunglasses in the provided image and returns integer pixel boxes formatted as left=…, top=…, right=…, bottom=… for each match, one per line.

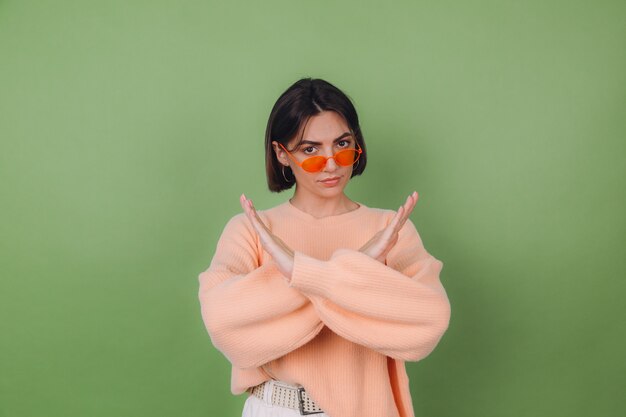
left=277, top=135, right=363, bottom=173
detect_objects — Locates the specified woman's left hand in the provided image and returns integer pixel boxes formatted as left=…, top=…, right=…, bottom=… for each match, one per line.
left=359, top=191, right=419, bottom=264
left=240, top=193, right=295, bottom=282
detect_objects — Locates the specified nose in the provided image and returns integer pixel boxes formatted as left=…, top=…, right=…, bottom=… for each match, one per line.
left=323, top=154, right=339, bottom=171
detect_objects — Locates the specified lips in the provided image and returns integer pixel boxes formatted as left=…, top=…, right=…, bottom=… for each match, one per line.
left=320, top=176, right=341, bottom=183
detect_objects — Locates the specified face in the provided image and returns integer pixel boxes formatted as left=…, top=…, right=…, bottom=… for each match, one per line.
left=273, top=111, right=357, bottom=196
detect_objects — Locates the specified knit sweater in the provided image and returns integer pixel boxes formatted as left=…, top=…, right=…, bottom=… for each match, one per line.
left=197, top=199, right=451, bottom=417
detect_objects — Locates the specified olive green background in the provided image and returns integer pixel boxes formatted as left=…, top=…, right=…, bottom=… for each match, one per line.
left=1, top=1, right=624, bottom=416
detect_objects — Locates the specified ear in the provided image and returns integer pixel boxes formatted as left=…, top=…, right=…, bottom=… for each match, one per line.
left=272, top=141, right=289, bottom=167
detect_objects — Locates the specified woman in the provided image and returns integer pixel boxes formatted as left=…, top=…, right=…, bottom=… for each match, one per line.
left=198, top=78, right=451, bottom=417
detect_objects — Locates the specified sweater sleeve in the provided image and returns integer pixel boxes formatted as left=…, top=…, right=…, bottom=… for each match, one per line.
left=197, top=213, right=324, bottom=369
left=287, top=217, right=451, bottom=362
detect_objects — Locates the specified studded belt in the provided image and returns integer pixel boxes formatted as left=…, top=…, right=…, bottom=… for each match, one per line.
left=247, top=379, right=325, bottom=415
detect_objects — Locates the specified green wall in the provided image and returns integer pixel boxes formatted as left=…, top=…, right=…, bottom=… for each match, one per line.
left=1, top=1, right=624, bottom=416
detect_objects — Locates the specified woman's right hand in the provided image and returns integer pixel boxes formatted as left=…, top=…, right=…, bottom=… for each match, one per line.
left=240, top=193, right=295, bottom=281
left=358, top=191, right=419, bottom=264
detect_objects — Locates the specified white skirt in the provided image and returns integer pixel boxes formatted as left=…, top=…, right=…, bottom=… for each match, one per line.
left=242, top=380, right=331, bottom=417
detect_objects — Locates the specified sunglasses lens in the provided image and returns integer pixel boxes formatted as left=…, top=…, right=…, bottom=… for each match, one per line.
left=301, top=148, right=360, bottom=172
left=302, top=156, right=326, bottom=172
left=335, top=149, right=358, bottom=166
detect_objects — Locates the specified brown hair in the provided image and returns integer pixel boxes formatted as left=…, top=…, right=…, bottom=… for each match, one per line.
left=265, top=77, right=368, bottom=192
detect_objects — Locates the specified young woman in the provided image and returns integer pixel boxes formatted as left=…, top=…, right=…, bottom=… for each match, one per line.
left=198, top=78, right=451, bottom=417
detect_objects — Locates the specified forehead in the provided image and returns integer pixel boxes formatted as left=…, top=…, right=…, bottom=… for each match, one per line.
left=296, top=111, right=351, bottom=145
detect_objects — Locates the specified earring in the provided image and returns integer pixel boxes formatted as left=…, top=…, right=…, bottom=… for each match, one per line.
left=282, top=165, right=293, bottom=183
left=354, top=159, right=360, bottom=169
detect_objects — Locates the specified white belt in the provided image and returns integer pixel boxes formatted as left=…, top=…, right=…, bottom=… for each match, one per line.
left=247, top=379, right=325, bottom=415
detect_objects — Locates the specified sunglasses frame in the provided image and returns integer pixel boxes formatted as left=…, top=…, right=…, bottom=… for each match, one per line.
left=277, top=132, right=363, bottom=173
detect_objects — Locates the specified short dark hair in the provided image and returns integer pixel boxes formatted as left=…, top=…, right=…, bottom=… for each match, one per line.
left=265, top=77, right=368, bottom=192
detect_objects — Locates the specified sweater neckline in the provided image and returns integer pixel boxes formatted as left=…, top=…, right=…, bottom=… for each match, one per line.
left=281, top=198, right=367, bottom=223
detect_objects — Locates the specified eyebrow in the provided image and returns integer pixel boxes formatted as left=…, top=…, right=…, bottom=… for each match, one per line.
left=299, top=132, right=352, bottom=146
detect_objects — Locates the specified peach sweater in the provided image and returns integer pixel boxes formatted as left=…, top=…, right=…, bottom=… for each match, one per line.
left=198, top=199, right=451, bottom=417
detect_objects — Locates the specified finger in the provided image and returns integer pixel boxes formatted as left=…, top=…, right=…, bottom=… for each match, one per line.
left=386, top=205, right=405, bottom=237
left=247, top=198, right=271, bottom=233
left=240, top=194, right=257, bottom=228
left=399, top=191, right=418, bottom=225
left=392, top=195, right=411, bottom=229
left=394, top=192, right=418, bottom=233
left=387, top=191, right=417, bottom=235
left=240, top=193, right=250, bottom=216
left=241, top=194, right=264, bottom=232
left=242, top=194, right=273, bottom=241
